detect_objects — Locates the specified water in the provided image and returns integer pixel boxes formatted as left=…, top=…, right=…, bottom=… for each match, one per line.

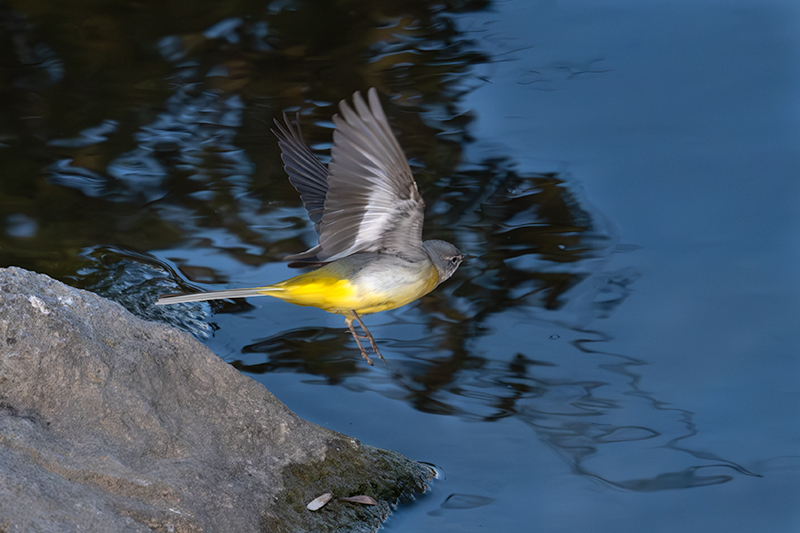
left=1, top=0, right=799, bottom=531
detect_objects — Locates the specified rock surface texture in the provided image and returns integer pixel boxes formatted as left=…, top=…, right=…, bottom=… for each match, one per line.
left=0, top=267, right=433, bottom=532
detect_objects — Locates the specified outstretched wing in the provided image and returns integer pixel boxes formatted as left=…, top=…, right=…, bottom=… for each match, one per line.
left=316, top=88, right=426, bottom=262
left=272, top=113, right=329, bottom=242
left=272, top=88, right=427, bottom=263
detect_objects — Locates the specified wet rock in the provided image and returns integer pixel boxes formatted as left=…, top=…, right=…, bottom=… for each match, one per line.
left=0, top=267, right=433, bottom=532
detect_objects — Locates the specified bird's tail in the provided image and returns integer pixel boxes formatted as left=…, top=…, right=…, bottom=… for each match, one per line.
left=156, top=287, right=279, bottom=305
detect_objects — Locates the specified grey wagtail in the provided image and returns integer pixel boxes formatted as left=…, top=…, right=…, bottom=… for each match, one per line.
left=157, top=88, right=464, bottom=364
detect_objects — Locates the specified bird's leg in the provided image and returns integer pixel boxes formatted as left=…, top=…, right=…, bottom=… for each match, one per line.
left=349, top=310, right=386, bottom=364
left=345, top=316, right=373, bottom=366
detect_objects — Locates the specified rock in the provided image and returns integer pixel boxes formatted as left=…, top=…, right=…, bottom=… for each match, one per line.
left=0, top=267, right=433, bottom=532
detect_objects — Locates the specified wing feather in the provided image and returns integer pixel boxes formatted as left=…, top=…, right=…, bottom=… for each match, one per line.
left=271, top=113, right=329, bottom=236
left=273, top=89, right=427, bottom=263
left=318, top=88, right=426, bottom=261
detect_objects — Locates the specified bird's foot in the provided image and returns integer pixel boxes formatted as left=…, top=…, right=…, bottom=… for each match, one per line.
left=346, top=311, right=385, bottom=365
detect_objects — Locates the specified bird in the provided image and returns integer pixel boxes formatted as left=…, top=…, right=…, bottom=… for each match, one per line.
left=157, top=88, right=463, bottom=365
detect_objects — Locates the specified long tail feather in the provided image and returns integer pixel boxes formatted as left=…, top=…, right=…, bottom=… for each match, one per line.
left=156, top=287, right=277, bottom=305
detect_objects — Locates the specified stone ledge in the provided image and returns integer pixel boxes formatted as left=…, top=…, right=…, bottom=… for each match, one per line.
left=0, top=267, right=433, bottom=532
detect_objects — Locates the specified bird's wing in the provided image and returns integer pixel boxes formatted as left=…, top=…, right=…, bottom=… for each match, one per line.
left=272, top=113, right=329, bottom=239
left=314, top=88, right=427, bottom=262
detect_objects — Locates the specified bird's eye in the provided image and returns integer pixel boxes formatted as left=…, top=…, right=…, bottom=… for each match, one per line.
left=451, top=256, right=460, bottom=265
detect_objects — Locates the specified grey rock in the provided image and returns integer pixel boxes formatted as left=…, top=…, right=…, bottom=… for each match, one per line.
left=0, top=267, right=433, bottom=532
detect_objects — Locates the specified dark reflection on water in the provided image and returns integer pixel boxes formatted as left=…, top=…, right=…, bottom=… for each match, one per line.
left=529, top=332, right=762, bottom=490
left=0, top=0, right=770, bottom=515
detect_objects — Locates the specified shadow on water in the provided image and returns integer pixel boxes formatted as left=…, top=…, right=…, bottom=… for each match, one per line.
left=0, top=0, right=758, bottom=494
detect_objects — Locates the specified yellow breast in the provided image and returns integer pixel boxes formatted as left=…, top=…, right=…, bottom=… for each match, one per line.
left=259, top=259, right=440, bottom=316
left=265, top=273, right=357, bottom=311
